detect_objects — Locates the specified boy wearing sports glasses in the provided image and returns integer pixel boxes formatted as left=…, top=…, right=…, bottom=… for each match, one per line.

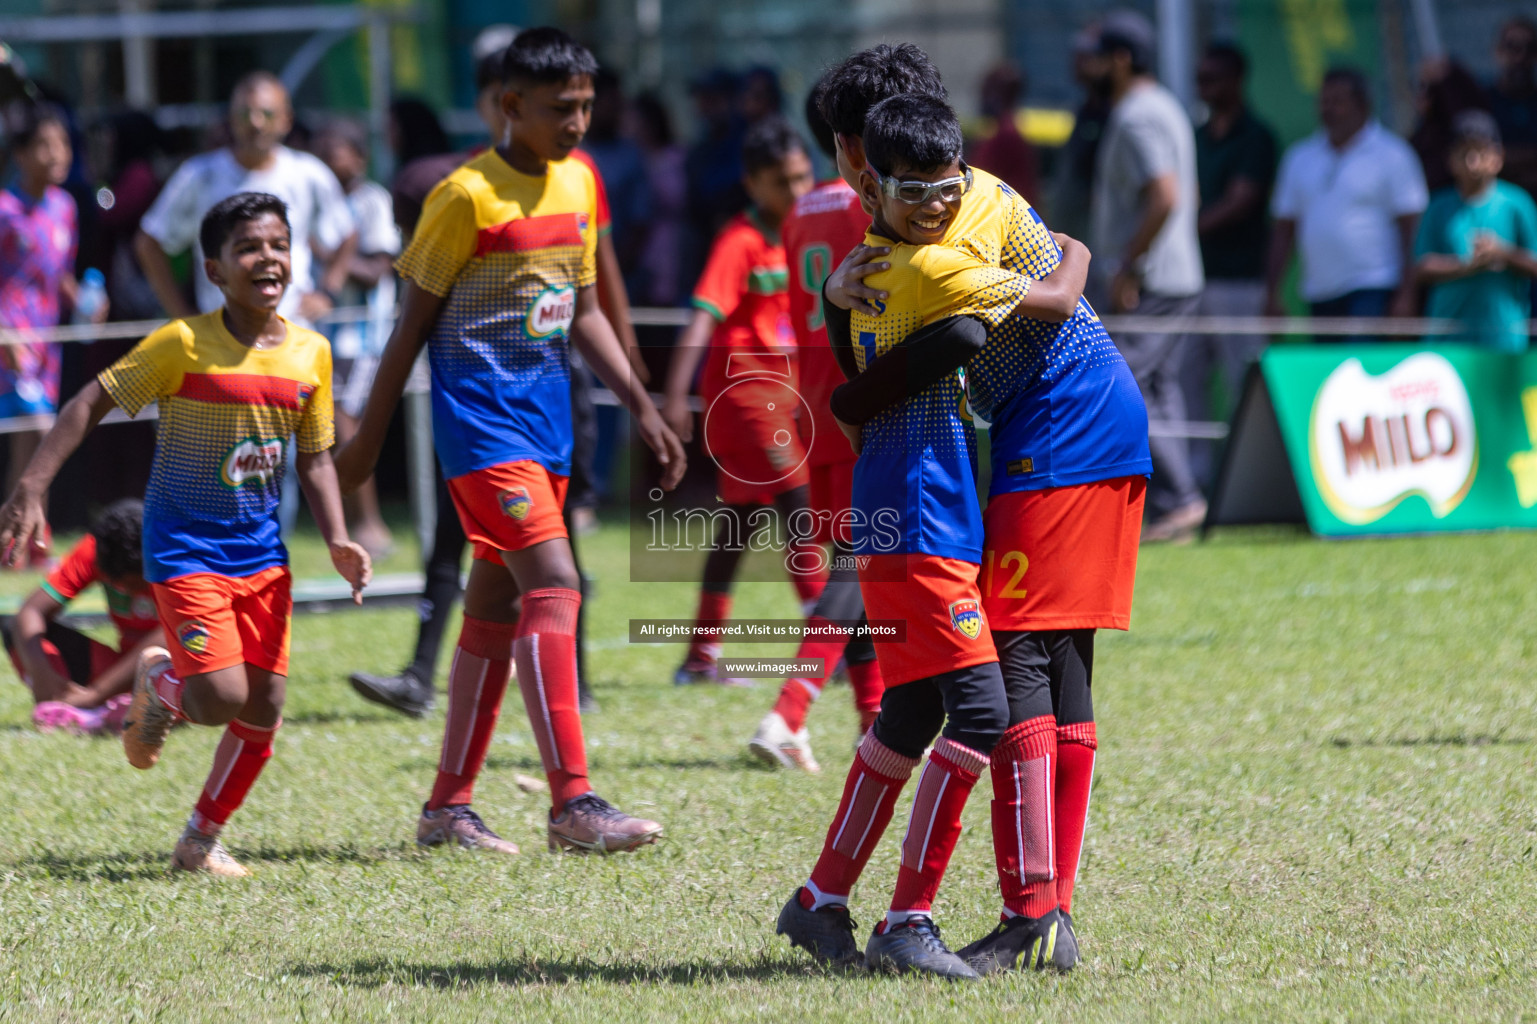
left=775, top=87, right=1089, bottom=979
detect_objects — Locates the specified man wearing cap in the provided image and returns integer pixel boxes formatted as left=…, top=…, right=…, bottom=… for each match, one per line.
left=1085, top=9, right=1207, bottom=543
left=1412, top=110, right=1537, bottom=351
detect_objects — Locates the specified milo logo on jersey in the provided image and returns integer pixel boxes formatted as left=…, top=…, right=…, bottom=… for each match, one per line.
left=178, top=620, right=211, bottom=654
left=499, top=487, right=532, bottom=521
left=949, top=599, right=983, bottom=639
left=526, top=286, right=576, bottom=341
left=220, top=436, right=286, bottom=489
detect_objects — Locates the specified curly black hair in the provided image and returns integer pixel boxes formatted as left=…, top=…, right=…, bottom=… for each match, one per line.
left=90, top=498, right=144, bottom=580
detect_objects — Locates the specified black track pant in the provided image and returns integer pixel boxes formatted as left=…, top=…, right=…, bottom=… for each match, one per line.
left=701, top=485, right=813, bottom=593
left=871, top=661, right=1009, bottom=759
left=993, top=629, right=1095, bottom=727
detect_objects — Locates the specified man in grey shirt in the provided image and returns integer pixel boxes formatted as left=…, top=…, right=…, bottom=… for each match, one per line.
left=1088, top=10, right=1207, bottom=541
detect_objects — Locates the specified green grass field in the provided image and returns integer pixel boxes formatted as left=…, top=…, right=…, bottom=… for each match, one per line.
left=4, top=519, right=1537, bottom=1022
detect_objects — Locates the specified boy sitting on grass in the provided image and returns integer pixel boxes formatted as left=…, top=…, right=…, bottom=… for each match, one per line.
left=0, top=191, right=371, bottom=877
left=3, top=498, right=162, bottom=735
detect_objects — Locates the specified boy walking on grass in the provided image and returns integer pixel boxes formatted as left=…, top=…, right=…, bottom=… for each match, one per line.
left=336, top=28, right=686, bottom=856
left=0, top=191, right=372, bottom=877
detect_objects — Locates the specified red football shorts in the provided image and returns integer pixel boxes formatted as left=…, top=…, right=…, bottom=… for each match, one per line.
left=859, top=554, right=997, bottom=688
left=151, top=565, right=292, bottom=678
left=807, top=458, right=855, bottom=544
left=703, top=383, right=810, bottom=506
left=981, top=476, right=1146, bottom=631
left=447, top=460, right=570, bottom=565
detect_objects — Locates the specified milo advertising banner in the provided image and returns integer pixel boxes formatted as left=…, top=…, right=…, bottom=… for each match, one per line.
left=1208, top=346, right=1537, bottom=537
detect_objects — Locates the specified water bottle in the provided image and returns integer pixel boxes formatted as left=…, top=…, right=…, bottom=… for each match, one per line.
left=72, top=267, right=107, bottom=325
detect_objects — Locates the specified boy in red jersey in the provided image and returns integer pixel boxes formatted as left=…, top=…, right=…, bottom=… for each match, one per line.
left=0, top=192, right=373, bottom=877
left=661, top=116, right=819, bottom=687
left=746, top=80, right=884, bottom=769
left=337, top=28, right=686, bottom=855
left=3, top=499, right=162, bottom=734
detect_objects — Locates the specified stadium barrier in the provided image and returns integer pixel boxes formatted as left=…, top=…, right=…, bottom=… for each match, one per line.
left=7, top=307, right=1528, bottom=545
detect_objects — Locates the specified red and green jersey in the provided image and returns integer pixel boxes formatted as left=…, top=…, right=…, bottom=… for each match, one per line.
left=692, top=210, right=796, bottom=406
left=783, top=180, right=869, bottom=467
left=41, top=534, right=160, bottom=645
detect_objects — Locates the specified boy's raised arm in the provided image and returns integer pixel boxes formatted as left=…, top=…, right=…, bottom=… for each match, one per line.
left=829, top=315, right=989, bottom=425
left=1011, top=234, right=1090, bottom=323
left=571, top=286, right=687, bottom=491
left=0, top=381, right=118, bottom=564
left=334, top=280, right=444, bottom=493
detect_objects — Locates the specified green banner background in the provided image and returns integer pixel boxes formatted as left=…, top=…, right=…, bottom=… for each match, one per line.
left=1263, top=345, right=1537, bottom=536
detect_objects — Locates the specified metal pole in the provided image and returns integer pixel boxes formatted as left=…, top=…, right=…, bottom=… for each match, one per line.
left=404, top=358, right=436, bottom=560
left=122, top=0, right=156, bottom=109
left=366, top=13, right=394, bottom=182
left=1156, top=0, right=1195, bottom=108
left=1407, top=0, right=1445, bottom=60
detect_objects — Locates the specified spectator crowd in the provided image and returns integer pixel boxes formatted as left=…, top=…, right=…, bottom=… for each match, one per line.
left=2, top=12, right=1537, bottom=544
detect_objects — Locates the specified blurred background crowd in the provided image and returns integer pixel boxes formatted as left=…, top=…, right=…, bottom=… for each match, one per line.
left=0, top=0, right=1535, bottom=535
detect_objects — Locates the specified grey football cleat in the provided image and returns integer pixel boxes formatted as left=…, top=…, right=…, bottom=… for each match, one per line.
left=775, top=889, right=861, bottom=964
left=865, top=916, right=979, bottom=980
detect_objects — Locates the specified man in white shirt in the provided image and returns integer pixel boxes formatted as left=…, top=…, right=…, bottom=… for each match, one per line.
left=1264, top=67, right=1428, bottom=335
left=134, top=71, right=358, bottom=325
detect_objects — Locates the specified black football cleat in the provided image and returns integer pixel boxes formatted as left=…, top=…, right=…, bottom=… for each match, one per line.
left=957, top=909, right=1075, bottom=974
left=865, top=916, right=979, bottom=980
left=776, top=889, right=861, bottom=965
left=350, top=667, right=435, bottom=718
left=1056, top=910, right=1081, bottom=971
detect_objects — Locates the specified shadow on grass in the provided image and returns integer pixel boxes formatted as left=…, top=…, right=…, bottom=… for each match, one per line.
left=291, top=954, right=852, bottom=988
left=395, top=754, right=753, bottom=774
left=10, top=841, right=413, bottom=882
left=281, top=709, right=407, bottom=726
left=1330, top=732, right=1531, bottom=748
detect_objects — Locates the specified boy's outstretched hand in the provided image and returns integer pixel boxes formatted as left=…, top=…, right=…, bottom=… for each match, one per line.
left=329, top=541, right=373, bottom=605
left=0, top=486, right=49, bottom=567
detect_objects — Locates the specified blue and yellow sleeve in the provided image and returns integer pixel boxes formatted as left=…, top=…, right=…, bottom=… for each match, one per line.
left=396, top=180, right=479, bottom=298
left=98, top=321, right=186, bottom=416
left=296, top=333, right=336, bottom=454
left=917, top=246, right=1031, bottom=329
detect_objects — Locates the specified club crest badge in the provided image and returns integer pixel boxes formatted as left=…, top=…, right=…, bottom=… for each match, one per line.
left=178, top=621, right=211, bottom=654
left=949, top=599, right=983, bottom=639
left=499, top=487, right=532, bottom=521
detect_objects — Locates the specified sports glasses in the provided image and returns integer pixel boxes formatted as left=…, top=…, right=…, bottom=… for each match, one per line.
left=874, top=164, right=974, bottom=205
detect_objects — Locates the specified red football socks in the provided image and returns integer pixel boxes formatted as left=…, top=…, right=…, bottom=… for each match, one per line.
left=990, top=716, right=1059, bottom=919
left=887, top=737, right=989, bottom=922
left=189, top=718, right=278, bottom=836
left=848, top=659, right=885, bottom=721
left=1055, top=721, right=1098, bottom=914
left=515, top=588, right=591, bottom=812
left=770, top=618, right=845, bottom=732
left=428, top=616, right=517, bottom=810
left=803, top=732, right=920, bottom=909
left=788, top=541, right=827, bottom=610
left=687, top=590, right=732, bottom=665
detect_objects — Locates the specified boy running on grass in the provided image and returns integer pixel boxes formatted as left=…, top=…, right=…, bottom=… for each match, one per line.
left=336, top=28, right=685, bottom=856
left=0, top=191, right=373, bottom=877
left=776, top=90, right=1089, bottom=980
left=825, top=97, right=1150, bottom=975
left=661, top=115, right=821, bottom=689
left=3, top=498, right=162, bottom=734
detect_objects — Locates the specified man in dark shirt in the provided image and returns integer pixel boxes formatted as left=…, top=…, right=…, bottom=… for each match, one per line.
left=1192, top=42, right=1277, bottom=433
left=1490, top=17, right=1537, bottom=200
